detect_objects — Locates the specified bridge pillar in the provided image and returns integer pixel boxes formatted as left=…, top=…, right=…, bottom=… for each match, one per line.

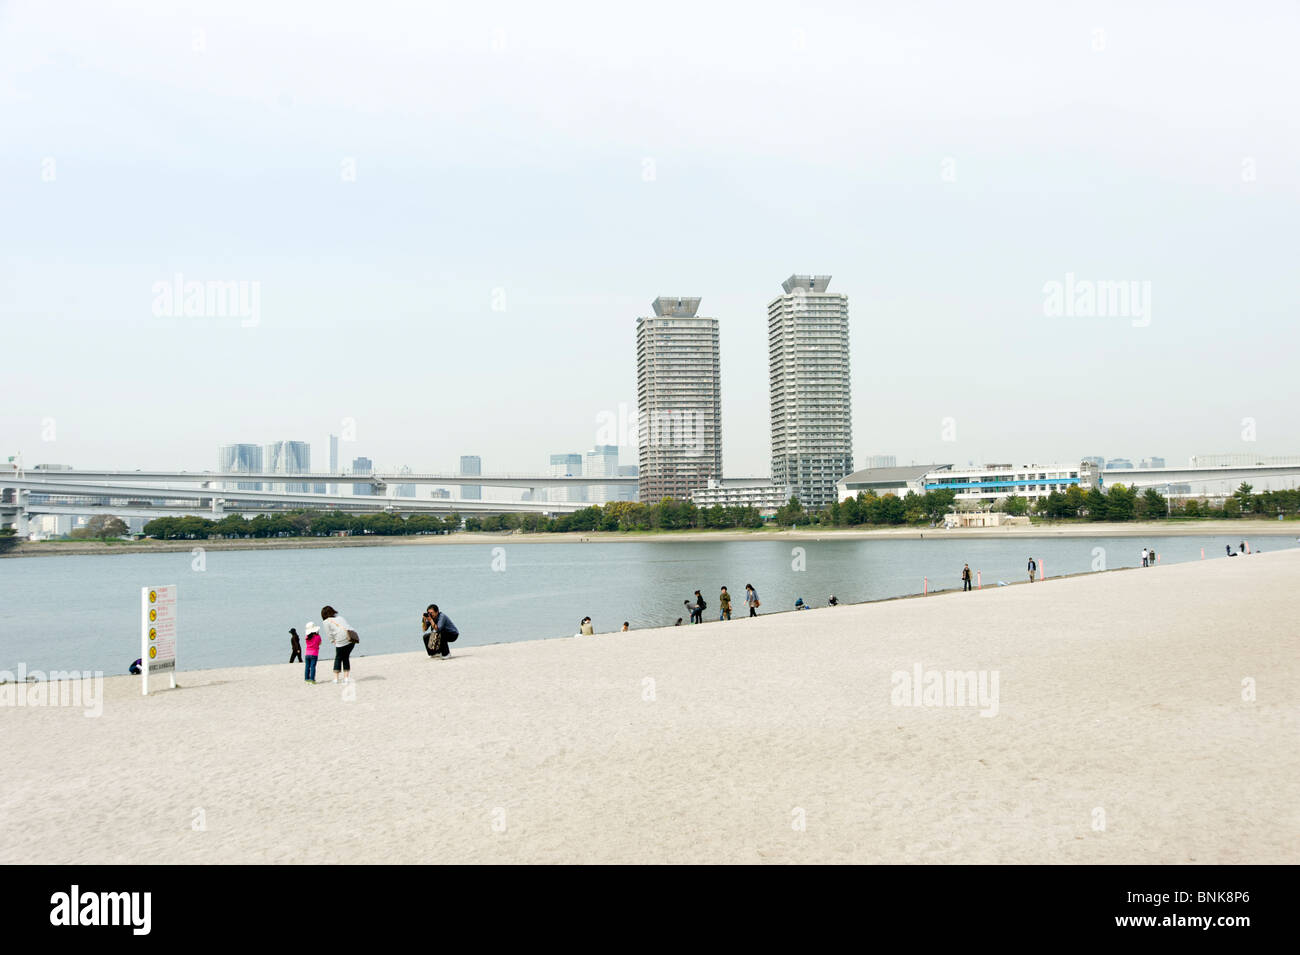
left=12, top=490, right=30, bottom=538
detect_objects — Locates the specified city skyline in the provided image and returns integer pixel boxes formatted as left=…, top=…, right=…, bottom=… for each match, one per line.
left=3, top=2, right=1298, bottom=476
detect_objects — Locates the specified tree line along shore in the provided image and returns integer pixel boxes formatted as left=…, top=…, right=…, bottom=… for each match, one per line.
left=89, top=479, right=1300, bottom=539
left=3, top=481, right=1296, bottom=557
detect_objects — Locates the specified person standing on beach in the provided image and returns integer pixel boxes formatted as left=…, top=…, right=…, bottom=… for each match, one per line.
left=1141, top=547, right=1148, bottom=567
left=1027, top=557, right=1037, bottom=583
left=745, top=584, right=759, bottom=616
left=320, top=605, right=357, bottom=683
left=691, top=590, right=706, bottom=624
left=303, top=623, right=321, bottom=683
left=289, top=628, right=303, bottom=663
left=961, top=564, right=972, bottom=592
left=424, top=604, right=458, bottom=659
left=719, top=586, right=732, bottom=621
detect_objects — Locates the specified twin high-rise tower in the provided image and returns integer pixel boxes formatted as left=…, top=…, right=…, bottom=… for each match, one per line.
left=635, top=276, right=853, bottom=510
left=635, top=297, right=723, bottom=503
left=768, top=275, right=854, bottom=510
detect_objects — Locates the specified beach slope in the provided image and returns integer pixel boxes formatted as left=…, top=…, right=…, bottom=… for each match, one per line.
left=2, top=551, right=1297, bottom=863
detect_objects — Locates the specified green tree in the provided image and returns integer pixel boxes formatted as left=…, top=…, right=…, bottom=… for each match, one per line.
left=1002, top=494, right=1028, bottom=516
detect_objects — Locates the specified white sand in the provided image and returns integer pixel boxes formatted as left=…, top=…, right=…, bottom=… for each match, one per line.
left=2, top=550, right=1297, bottom=864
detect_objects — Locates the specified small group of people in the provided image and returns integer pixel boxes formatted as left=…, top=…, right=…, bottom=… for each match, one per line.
left=1227, top=540, right=1251, bottom=557
left=287, top=606, right=358, bottom=684
left=681, top=584, right=761, bottom=624
left=285, top=604, right=457, bottom=680
left=1140, top=546, right=1159, bottom=567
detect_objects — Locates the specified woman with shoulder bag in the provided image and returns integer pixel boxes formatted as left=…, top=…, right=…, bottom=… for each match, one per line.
left=321, top=605, right=358, bottom=683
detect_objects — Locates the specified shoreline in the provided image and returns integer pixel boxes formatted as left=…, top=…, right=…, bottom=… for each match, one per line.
left=5, top=549, right=1296, bottom=863
left=6, top=518, right=1297, bottom=558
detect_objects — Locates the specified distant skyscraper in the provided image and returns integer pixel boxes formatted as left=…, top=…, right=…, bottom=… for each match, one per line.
left=352, top=456, right=374, bottom=495
left=1105, top=458, right=1134, bottom=470
left=614, top=463, right=639, bottom=501
left=218, top=443, right=263, bottom=491
left=264, top=440, right=311, bottom=493
left=396, top=465, right=416, bottom=498
left=866, top=454, right=896, bottom=470
left=769, top=275, right=853, bottom=510
left=1081, top=456, right=1105, bottom=469
left=549, top=453, right=586, bottom=504
left=584, top=445, right=619, bottom=504
left=459, top=455, right=482, bottom=501
left=635, top=296, right=723, bottom=503
left=1139, top=456, right=1166, bottom=469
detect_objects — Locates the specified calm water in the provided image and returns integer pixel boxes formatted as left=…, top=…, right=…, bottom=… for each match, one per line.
left=1, top=534, right=1291, bottom=674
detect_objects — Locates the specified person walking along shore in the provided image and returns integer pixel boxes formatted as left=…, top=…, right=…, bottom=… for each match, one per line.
left=289, top=627, right=303, bottom=663
left=961, top=564, right=972, bottom=592
left=745, top=584, right=760, bottom=616
left=719, top=586, right=732, bottom=621
left=1027, top=557, right=1037, bottom=583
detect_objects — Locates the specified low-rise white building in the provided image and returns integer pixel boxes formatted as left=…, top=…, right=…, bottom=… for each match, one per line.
left=921, top=462, right=1099, bottom=503
left=837, top=461, right=1100, bottom=505
left=690, top=479, right=794, bottom=515
left=837, top=464, right=949, bottom=502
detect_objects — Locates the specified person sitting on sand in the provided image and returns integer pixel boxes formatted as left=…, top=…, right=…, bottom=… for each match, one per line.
left=580, top=616, right=594, bottom=635
left=828, top=595, right=839, bottom=606
left=129, top=658, right=142, bottom=675
left=675, top=618, right=683, bottom=626
left=621, top=622, right=629, bottom=632
left=795, top=597, right=808, bottom=610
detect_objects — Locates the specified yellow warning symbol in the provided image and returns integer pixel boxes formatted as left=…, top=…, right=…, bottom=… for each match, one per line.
left=149, top=627, right=156, bottom=641
left=148, top=646, right=157, bottom=659
left=149, top=609, right=157, bottom=622
left=149, top=590, right=157, bottom=603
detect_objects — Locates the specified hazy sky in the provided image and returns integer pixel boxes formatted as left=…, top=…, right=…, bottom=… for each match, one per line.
left=2, top=0, right=1297, bottom=477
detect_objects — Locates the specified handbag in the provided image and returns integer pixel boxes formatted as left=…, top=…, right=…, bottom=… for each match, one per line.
left=347, top=630, right=360, bottom=644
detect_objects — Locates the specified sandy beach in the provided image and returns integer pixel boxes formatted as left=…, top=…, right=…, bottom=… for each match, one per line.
left=2, top=549, right=1297, bottom=864
left=8, top=517, right=1298, bottom=558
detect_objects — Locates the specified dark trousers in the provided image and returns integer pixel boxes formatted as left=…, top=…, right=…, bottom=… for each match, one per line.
left=749, top=606, right=757, bottom=617
left=290, top=649, right=302, bottom=663
left=963, top=579, right=971, bottom=591
left=333, top=643, right=354, bottom=672
left=425, top=630, right=449, bottom=657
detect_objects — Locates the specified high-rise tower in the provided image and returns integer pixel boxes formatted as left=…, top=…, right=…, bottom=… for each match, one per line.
left=635, top=296, right=722, bottom=503
left=768, top=275, right=853, bottom=510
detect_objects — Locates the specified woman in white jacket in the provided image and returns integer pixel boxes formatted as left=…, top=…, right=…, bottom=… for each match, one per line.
left=320, top=605, right=357, bottom=684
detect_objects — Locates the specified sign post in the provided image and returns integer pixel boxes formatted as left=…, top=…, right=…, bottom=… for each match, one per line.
left=141, top=584, right=177, bottom=695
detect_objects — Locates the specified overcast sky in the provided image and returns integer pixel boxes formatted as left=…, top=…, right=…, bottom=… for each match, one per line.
left=2, top=0, right=1297, bottom=477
